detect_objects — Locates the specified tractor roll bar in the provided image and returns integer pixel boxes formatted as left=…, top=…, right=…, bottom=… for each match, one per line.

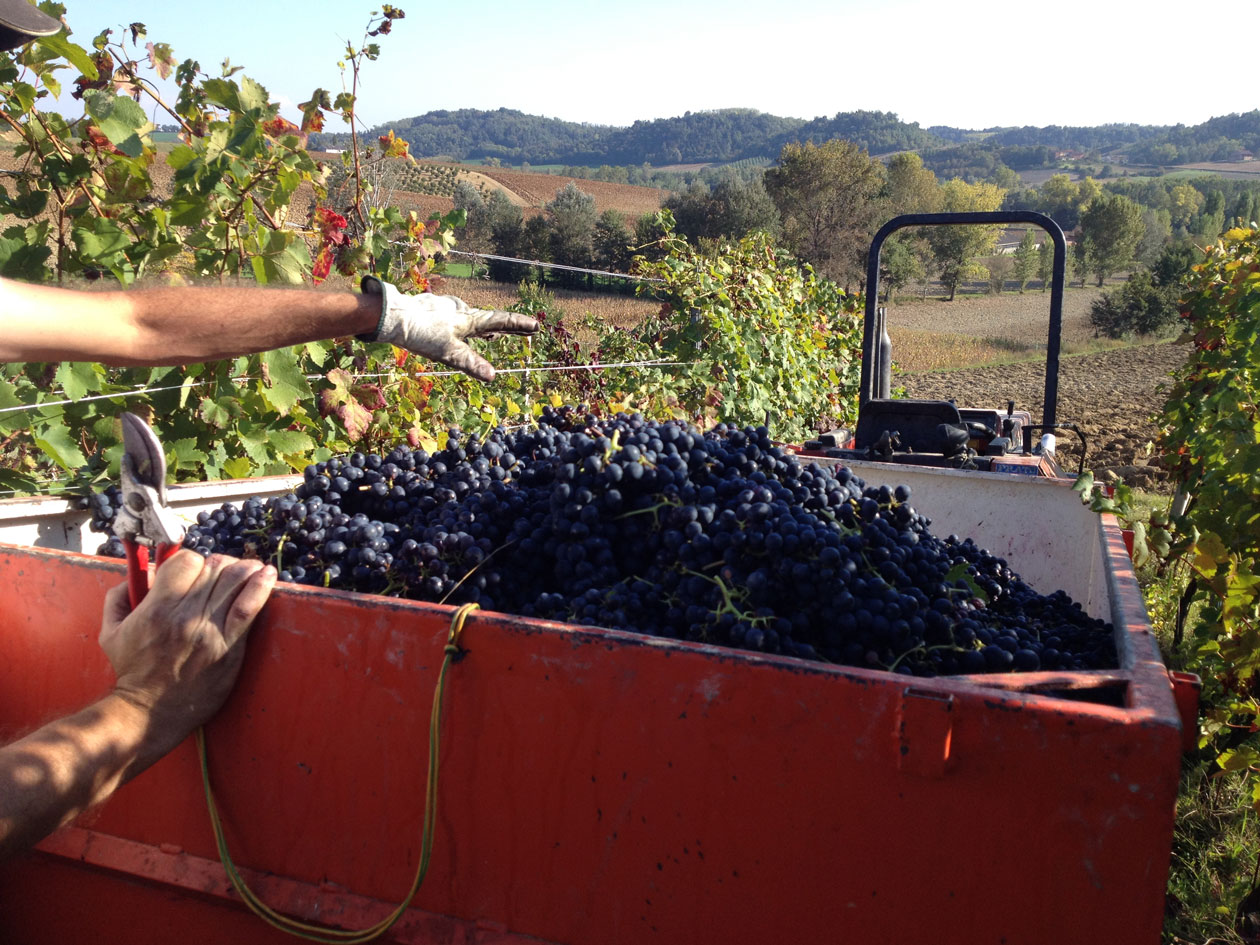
left=860, top=211, right=1068, bottom=432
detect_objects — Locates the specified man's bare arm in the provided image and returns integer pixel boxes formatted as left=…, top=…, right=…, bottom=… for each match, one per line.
left=0, top=280, right=380, bottom=366
left=0, top=552, right=276, bottom=860
left=0, top=692, right=164, bottom=857
left=0, top=278, right=538, bottom=380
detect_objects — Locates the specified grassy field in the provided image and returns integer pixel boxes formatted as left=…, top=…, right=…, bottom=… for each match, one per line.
left=882, top=284, right=1115, bottom=371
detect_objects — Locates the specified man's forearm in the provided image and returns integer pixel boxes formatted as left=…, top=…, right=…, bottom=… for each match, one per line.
left=0, top=692, right=164, bottom=859
left=0, top=281, right=382, bottom=365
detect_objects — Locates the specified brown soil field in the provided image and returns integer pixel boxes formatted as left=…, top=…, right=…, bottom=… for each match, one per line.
left=898, top=341, right=1188, bottom=492
left=471, top=167, right=666, bottom=219
left=885, top=286, right=1107, bottom=371
left=887, top=289, right=1188, bottom=492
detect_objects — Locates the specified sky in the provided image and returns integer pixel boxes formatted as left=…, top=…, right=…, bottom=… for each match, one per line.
left=56, top=0, right=1254, bottom=134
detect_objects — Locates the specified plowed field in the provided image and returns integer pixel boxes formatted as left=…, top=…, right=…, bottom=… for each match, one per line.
left=471, top=167, right=666, bottom=218
left=885, top=291, right=1188, bottom=492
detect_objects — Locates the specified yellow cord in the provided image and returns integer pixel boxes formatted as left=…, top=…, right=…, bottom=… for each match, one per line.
left=196, top=602, right=478, bottom=943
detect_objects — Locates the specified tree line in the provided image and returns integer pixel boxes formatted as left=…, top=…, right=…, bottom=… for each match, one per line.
left=313, top=107, right=936, bottom=167
left=312, top=107, right=1260, bottom=184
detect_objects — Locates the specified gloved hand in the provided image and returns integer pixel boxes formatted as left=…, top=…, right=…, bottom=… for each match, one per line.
left=359, top=276, right=539, bottom=382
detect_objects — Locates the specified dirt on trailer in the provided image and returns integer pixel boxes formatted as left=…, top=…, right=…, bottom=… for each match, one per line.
left=876, top=288, right=1188, bottom=492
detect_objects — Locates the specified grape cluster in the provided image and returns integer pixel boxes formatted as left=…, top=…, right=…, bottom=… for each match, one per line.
left=78, top=484, right=126, bottom=558
left=92, top=408, right=1117, bottom=676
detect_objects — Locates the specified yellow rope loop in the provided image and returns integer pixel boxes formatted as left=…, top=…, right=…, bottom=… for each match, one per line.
left=445, top=602, right=478, bottom=656
left=195, top=602, right=476, bottom=943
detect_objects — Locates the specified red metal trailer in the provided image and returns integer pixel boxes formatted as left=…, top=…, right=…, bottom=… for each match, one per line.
left=0, top=467, right=1191, bottom=944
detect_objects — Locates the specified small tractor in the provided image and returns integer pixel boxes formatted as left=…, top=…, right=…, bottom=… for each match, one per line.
left=801, top=210, right=1079, bottom=479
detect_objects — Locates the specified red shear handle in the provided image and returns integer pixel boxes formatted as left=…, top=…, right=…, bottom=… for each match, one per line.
left=123, top=540, right=151, bottom=609
left=123, top=541, right=182, bottom=608
left=155, top=543, right=182, bottom=567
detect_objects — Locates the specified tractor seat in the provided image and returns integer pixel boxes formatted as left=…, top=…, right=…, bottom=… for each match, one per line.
left=853, top=399, right=964, bottom=454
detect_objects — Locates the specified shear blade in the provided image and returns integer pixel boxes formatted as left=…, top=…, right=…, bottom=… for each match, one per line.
left=121, top=412, right=168, bottom=505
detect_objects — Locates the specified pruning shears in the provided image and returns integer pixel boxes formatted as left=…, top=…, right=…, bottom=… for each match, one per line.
left=114, top=412, right=186, bottom=608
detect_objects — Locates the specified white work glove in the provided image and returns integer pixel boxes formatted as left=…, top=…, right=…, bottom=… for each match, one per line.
left=359, top=276, right=539, bottom=382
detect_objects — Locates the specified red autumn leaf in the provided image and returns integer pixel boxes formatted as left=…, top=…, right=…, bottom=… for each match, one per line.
left=314, top=207, right=348, bottom=245
left=377, top=130, right=410, bottom=159
left=312, top=244, right=335, bottom=284
left=84, top=125, right=116, bottom=152
left=355, top=383, right=386, bottom=411
left=300, top=107, right=325, bottom=134
left=405, top=267, right=429, bottom=293
left=145, top=41, right=176, bottom=80
left=263, top=116, right=300, bottom=139
left=335, top=401, right=373, bottom=441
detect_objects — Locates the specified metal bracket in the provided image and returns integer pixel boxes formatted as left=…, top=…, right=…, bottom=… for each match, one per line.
left=897, top=688, right=954, bottom=778
left=1168, top=671, right=1202, bottom=754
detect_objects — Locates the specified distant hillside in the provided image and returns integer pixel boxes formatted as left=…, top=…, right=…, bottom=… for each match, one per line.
left=310, top=108, right=1260, bottom=185
left=980, top=123, right=1169, bottom=152
left=355, top=108, right=615, bottom=165
left=769, top=110, right=940, bottom=155
left=311, top=108, right=934, bottom=165
left=1125, top=110, right=1260, bottom=164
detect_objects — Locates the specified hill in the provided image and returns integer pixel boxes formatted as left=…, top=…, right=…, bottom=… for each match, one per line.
left=311, top=108, right=935, bottom=166
left=312, top=108, right=1260, bottom=187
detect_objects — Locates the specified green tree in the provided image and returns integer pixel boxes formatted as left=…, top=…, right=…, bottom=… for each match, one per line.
left=633, top=211, right=672, bottom=263
left=1169, top=183, right=1205, bottom=230
left=1011, top=230, right=1038, bottom=293
left=1150, top=240, right=1202, bottom=288
left=881, top=152, right=939, bottom=299
left=1078, top=193, right=1145, bottom=286
left=452, top=179, right=488, bottom=252
left=883, top=152, right=940, bottom=217
left=521, top=214, right=553, bottom=270
left=664, top=183, right=717, bottom=243
left=592, top=209, right=632, bottom=272
left=763, top=139, right=885, bottom=289
left=710, top=175, right=781, bottom=240
left=987, top=163, right=1021, bottom=191
left=1076, top=177, right=1103, bottom=213
left=878, top=238, right=924, bottom=302
left=988, top=254, right=1013, bottom=295
left=546, top=181, right=597, bottom=267
left=1038, top=174, right=1081, bottom=228
left=926, top=179, right=1006, bottom=300
left=486, top=189, right=524, bottom=281
left=1194, top=189, right=1226, bottom=241
left=1072, top=237, right=1091, bottom=287
left=1136, top=208, right=1173, bottom=266
left=1230, top=191, right=1257, bottom=226
left=1037, top=237, right=1054, bottom=292
left=667, top=176, right=782, bottom=245
left=1088, top=270, right=1180, bottom=338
